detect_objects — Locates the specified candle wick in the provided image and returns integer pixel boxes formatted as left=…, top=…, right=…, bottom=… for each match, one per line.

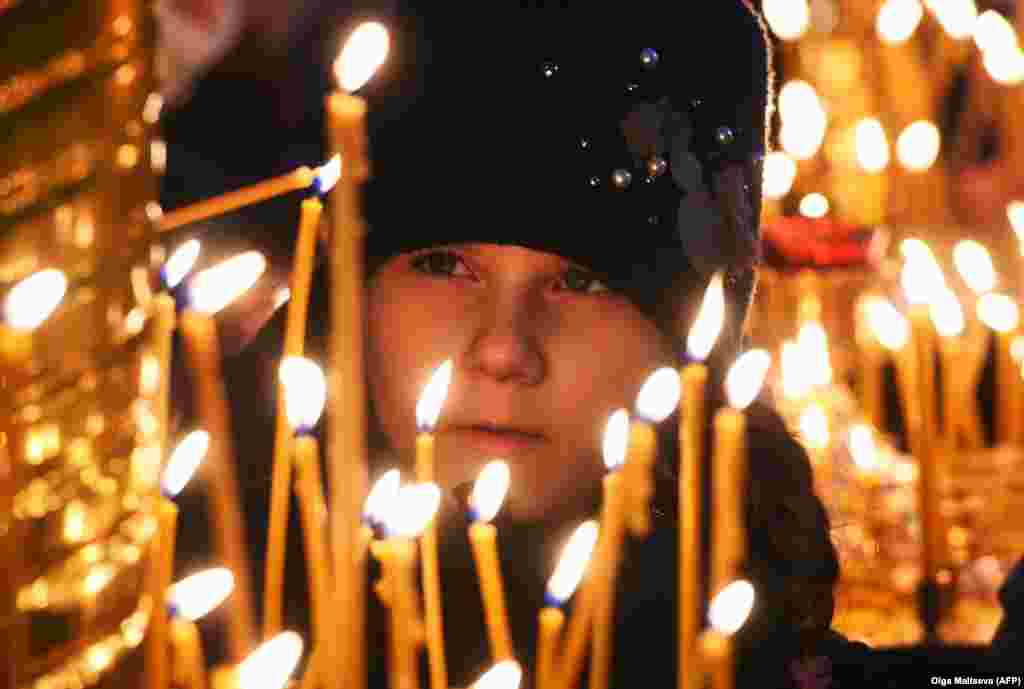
left=542, top=591, right=564, bottom=609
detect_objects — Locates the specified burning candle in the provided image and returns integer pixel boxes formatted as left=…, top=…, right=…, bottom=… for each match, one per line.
left=848, top=424, right=882, bottom=519
left=536, top=521, right=598, bottom=689
left=264, top=159, right=340, bottom=639
left=325, top=23, right=389, bottom=689
left=470, top=661, right=523, bottom=689
left=798, top=402, right=831, bottom=497
left=679, top=271, right=724, bottom=689
left=146, top=430, right=207, bottom=689
left=929, top=287, right=967, bottom=449
left=978, top=292, right=1021, bottom=444
left=181, top=251, right=266, bottom=661
left=213, top=631, right=305, bottom=689
left=626, top=367, right=681, bottom=537
left=697, top=580, right=756, bottom=689
left=414, top=359, right=453, bottom=689
left=1, top=268, right=67, bottom=366
left=279, top=357, right=331, bottom=660
left=901, top=245, right=945, bottom=442
left=558, top=411, right=629, bottom=689
left=469, top=460, right=514, bottom=662
left=713, top=350, right=771, bottom=592
left=856, top=295, right=887, bottom=430
left=381, top=483, right=440, bottom=689
left=167, top=568, right=234, bottom=689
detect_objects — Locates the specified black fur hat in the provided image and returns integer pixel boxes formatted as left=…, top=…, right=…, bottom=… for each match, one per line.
left=361, top=2, right=772, bottom=358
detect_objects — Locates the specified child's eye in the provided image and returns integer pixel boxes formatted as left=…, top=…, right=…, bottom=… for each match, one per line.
left=410, top=250, right=473, bottom=278
left=557, top=267, right=610, bottom=295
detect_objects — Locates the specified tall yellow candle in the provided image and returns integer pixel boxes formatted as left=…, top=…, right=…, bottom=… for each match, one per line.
left=469, top=461, right=514, bottom=662
left=414, top=360, right=454, bottom=689
left=295, top=435, right=331, bottom=647
left=978, top=293, right=1020, bottom=446
left=170, top=617, right=208, bottom=689
left=701, top=580, right=756, bottom=689
left=1, top=268, right=68, bottom=371
left=588, top=470, right=627, bottom=689
left=856, top=296, right=886, bottom=431
left=264, top=191, right=328, bottom=638
left=145, top=498, right=177, bottom=689
left=536, top=608, right=564, bottom=689
left=167, top=568, right=234, bottom=689
left=150, top=293, right=176, bottom=468
left=626, top=367, right=680, bottom=538
left=679, top=271, right=724, bottom=689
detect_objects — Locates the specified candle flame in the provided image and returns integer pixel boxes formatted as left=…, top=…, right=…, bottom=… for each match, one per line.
left=167, top=568, right=234, bottom=621
left=984, top=46, right=1024, bottom=84
left=798, top=193, right=829, bottom=218
left=416, top=359, right=453, bottom=431
left=4, top=269, right=67, bottom=331
left=163, top=239, right=201, bottom=289
left=471, top=660, right=523, bottom=689
left=848, top=424, right=879, bottom=473
left=363, top=469, right=401, bottom=524
left=900, top=237, right=934, bottom=261
left=236, top=631, right=304, bottom=689
left=279, top=356, right=328, bottom=431
left=864, top=297, right=910, bottom=351
left=896, top=121, right=941, bottom=172
left=953, top=240, right=997, bottom=294
left=315, top=155, right=342, bottom=194
left=724, top=350, right=771, bottom=410
left=781, top=339, right=811, bottom=399
left=602, top=408, right=630, bottom=471
left=385, top=482, right=441, bottom=538
left=878, top=0, right=924, bottom=44
left=334, top=21, right=390, bottom=92
left=778, top=81, right=827, bottom=160
left=762, top=0, right=810, bottom=40
left=929, top=288, right=965, bottom=338
left=188, top=251, right=266, bottom=315
left=634, top=367, right=681, bottom=423
left=798, top=404, right=830, bottom=451
left=925, top=0, right=978, bottom=39
left=686, top=272, right=725, bottom=361
left=854, top=118, right=890, bottom=173
left=977, top=292, right=1020, bottom=333
left=469, top=460, right=511, bottom=523
left=901, top=250, right=946, bottom=306
left=761, top=151, right=797, bottom=200
left=545, top=520, right=599, bottom=605
left=974, top=10, right=1018, bottom=53
left=162, top=430, right=209, bottom=497
left=797, top=321, right=832, bottom=387
left=707, top=580, right=756, bottom=636
left=1008, top=201, right=1024, bottom=243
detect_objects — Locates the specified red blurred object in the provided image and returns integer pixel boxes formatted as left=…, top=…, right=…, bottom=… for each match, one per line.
left=762, top=215, right=887, bottom=270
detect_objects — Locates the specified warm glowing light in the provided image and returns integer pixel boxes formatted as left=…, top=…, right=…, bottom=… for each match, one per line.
left=334, top=21, right=390, bottom=92
left=546, top=520, right=599, bottom=605
left=602, top=408, right=630, bottom=471
left=900, top=237, right=933, bottom=261
left=977, top=292, right=1020, bottom=333
left=4, top=269, right=67, bottom=331
left=798, top=322, right=832, bottom=387
left=799, top=404, right=830, bottom=451
left=236, top=631, right=304, bottom=689
left=901, top=251, right=946, bottom=306
left=188, top=252, right=266, bottom=315
left=162, top=430, right=209, bottom=497
left=707, top=580, right=756, bottom=635
left=1008, top=201, right=1024, bottom=243
left=896, top=121, right=941, bottom=172
left=634, top=367, right=681, bottom=423
left=416, top=359, right=453, bottom=431
left=865, top=297, right=910, bottom=351
left=385, top=483, right=441, bottom=539
left=761, top=151, right=797, bottom=200
left=930, top=288, right=965, bottom=338
left=471, top=661, right=523, bottom=689
left=279, top=357, right=328, bottom=431
left=926, top=0, right=978, bottom=39
left=953, top=240, right=997, bottom=294
left=724, top=350, right=771, bottom=410
left=315, top=155, right=342, bottom=194
left=848, top=424, right=879, bottom=473
left=854, top=118, right=890, bottom=172
left=687, top=272, right=725, bottom=361
left=469, top=460, right=511, bottom=523
left=364, top=469, right=401, bottom=524
left=778, top=81, right=828, bottom=160
left=163, top=239, right=200, bottom=289
left=781, top=339, right=811, bottom=399
left=763, top=0, right=810, bottom=40
left=1012, top=335, right=1024, bottom=363
left=168, top=568, right=234, bottom=621
left=974, top=10, right=1018, bottom=54
left=878, top=0, right=924, bottom=43
left=799, top=193, right=829, bottom=218
left=983, top=45, right=1024, bottom=84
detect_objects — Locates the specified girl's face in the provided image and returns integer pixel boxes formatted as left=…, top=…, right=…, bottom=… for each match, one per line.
left=366, top=243, right=674, bottom=519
